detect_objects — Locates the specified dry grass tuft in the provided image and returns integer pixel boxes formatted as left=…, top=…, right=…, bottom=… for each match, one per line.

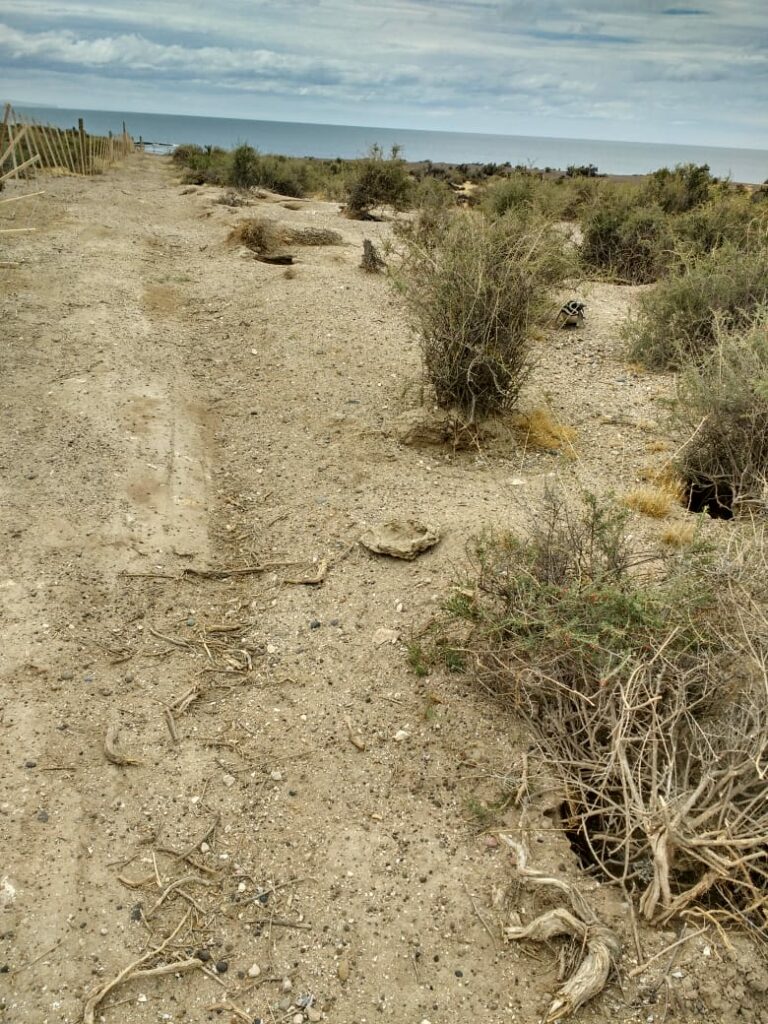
left=622, top=485, right=678, bottom=518
left=646, top=438, right=671, bottom=453
left=513, top=407, right=577, bottom=452
left=229, top=217, right=342, bottom=255
left=660, top=521, right=697, bottom=547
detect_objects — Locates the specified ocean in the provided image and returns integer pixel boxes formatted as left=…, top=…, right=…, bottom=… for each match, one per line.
left=15, top=105, right=768, bottom=184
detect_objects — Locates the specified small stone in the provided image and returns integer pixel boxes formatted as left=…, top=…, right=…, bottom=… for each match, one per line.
left=309, top=619, right=321, bottom=629
left=59, top=671, right=74, bottom=681
left=247, top=963, right=261, bottom=978
left=36, top=809, right=49, bottom=823
left=200, top=842, right=211, bottom=853
left=307, top=1010, right=322, bottom=1023
left=130, top=904, right=143, bottom=922
left=337, top=958, right=350, bottom=983
left=395, top=602, right=404, bottom=613
left=137, top=993, right=148, bottom=1003
left=282, top=977, right=293, bottom=993
left=195, top=949, right=211, bottom=962
left=293, top=1015, right=304, bottom=1024
left=99, top=927, right=108, bottom=936
left=373, top=628, right=399, bottom=647
left=238, top=881, right=247, bottom=893
left=270, top=770, right=283, bottom=782
left=267, top=643, right=278, bottom=655
left=393, top=730, right=409, bottom=742
left=222, top=773, right=236, bottom=788
left=215, top=960, right=229, bottom=974
left=23, top=760, right=37, bottom=769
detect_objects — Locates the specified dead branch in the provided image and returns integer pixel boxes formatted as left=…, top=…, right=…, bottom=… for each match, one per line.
left=501, top=837, right=620, bottom=1022
left=104, top=724, right=141, bottom=766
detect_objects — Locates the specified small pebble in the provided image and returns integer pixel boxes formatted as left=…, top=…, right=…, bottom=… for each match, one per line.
left=36, top=809, right=49, bottom=823
left=393, top=730, right=409, bottom=742
left=247, top=963, right=261, bottom=978
left=222, top=773, right=236, bottom=788
left=282, top=977, right=293, bottom=993
left=130, top=904, right=143, bottom=922
left=237, top=881, right=247, bottom=893
left=307, top=1010, right=322, bottom=1024
left=23, top=760, right=37, bottom=769
left=270, top=770, right=283, bottom=782
left=195, top=949, right=211, bottom=962
left=309, top=619, right=321, bottom=629
left=293, top=1015, right=304, bottom=1024
left=200, top=842, right=210, bottom=854
left=59, top=671, right=74, bottom=681
left=215, top=960, right=229, bottom=974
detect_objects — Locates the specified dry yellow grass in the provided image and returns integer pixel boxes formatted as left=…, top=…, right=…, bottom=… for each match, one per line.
left=660, top=522, right=697, bottom=547
left=646, top=438, right=671, bottom=453
left=623, top=484, right=680, bottom=518
left=512, top=407, right=577, bottom=452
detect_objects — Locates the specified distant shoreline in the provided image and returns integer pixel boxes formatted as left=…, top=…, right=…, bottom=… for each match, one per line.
left=15, top=104, right=768, bottom=183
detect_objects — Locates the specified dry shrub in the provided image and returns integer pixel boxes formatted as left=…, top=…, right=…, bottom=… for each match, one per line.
left=391, top=210, right=576, bottom=420
left=626, top=244, right=768, bottom=368
left=674, top=310, right=768, bottom=511
left=288, top=225, right=342, bottom=246
left=230, top=218, right=281, bottom=254
left=229, top=217, right=341, bottom=255
left=431, top=489, right=768, bottom=934
left=512, top=407, right=577, bottom=452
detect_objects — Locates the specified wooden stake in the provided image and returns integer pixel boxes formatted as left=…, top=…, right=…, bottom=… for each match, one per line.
left=0, top=153, right=40, bottom=183
left=77, top=117, right=86, bottom=175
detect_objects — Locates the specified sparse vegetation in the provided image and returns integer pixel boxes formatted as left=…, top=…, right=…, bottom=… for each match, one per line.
left=428, top=489, right=768, bottom=932
left=625, top=244, right=768, bottom=367
left=345, top=145, right=412, bottom=219
left=580, top=199, right=674, bottom=283
left=391, top=211, right=576, bottom=420
left=673, top=310, right=768, bottom=511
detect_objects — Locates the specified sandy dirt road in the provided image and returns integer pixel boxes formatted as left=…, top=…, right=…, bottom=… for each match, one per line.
left=1, top=155, right=764, bottom=1024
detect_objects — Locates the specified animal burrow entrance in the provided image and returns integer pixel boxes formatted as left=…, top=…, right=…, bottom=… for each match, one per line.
left=683, top=478, right=734, bottom=520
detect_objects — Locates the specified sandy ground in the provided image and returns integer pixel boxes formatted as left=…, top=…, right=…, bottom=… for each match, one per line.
left=1, top=154, right=766, bottom=1024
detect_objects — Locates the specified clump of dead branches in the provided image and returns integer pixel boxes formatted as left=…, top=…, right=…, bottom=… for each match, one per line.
left=440, top=489, right=768, bottom=937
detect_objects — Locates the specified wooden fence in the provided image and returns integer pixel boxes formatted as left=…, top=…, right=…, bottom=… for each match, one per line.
left=1, top=103, right=136, bottom=184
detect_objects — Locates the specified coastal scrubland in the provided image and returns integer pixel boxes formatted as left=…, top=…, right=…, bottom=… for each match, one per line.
left=2, top=143, right=768, bottom=1024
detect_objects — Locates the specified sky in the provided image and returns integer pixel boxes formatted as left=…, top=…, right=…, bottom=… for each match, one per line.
left=0, top=0, right=766, bottom=147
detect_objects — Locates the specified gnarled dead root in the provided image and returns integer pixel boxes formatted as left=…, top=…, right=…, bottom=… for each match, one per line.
left=501, top=837, right=621, bottom=1022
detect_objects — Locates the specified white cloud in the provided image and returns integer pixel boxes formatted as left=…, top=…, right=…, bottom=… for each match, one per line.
left=0, top=0, right=766, bottom=146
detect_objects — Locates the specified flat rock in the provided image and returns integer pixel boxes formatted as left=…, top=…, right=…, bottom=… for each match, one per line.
left=360, top=520, right=440, bottom=560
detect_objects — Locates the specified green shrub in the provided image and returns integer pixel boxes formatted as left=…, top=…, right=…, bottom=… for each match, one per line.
left=481, top=173, right=541, bottom=218
left=673, top=310, right=768, bottom=510
left=625, top=244, right=768, bottom=367
left=580, top=200, right=674, bottom=282
left=673, top=195, right=767, bottom=254
left=644, top=162, right=716, bottom=214
left=346, top=145, right=412, bottom=218
left=434, top=490, right=716, bottom=701
left=391, top=211, right=575, bottom=420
